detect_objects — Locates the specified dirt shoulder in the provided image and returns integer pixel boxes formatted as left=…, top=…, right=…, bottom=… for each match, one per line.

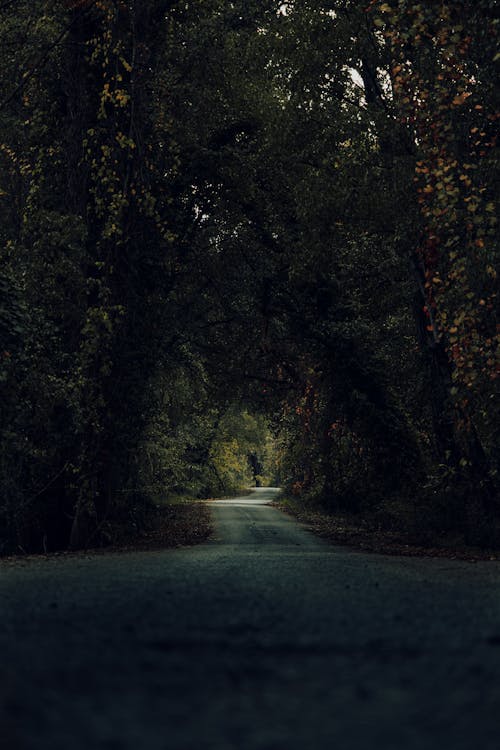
left=110, top=501, right=213, bottom=552
left=0, top=501, right=213, bottom=564
left=276, top=498, right=499, bottom=562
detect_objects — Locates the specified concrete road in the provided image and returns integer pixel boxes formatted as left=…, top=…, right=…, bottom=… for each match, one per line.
left=2, top=487, right=500, bottom=750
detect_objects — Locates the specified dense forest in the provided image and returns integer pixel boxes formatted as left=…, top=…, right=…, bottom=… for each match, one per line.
left=0, top=0, right=498, bottom=554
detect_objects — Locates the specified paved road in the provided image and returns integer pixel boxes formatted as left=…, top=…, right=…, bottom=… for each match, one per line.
left=2, top=487, right=500, bottom=750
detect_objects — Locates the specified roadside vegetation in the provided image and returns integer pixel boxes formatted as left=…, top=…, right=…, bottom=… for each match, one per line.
left=0, top=1, right=498, bottom=555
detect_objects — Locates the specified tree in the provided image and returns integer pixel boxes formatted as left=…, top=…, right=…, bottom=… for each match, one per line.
left=0, top=0, right=498, bottom=554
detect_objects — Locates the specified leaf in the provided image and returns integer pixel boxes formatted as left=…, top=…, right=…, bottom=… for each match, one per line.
left=452, top=92, right=471, bottom=106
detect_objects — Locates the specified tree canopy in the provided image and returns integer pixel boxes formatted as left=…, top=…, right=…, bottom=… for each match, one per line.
left=0, top=0, right=498, bottom=554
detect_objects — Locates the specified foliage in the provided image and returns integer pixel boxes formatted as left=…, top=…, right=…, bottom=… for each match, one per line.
left=369, top=0, right=499, bottom=536
left=0, top=0, right=498, bottom=553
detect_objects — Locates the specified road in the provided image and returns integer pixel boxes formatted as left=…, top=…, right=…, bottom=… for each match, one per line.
left=2, top=487, right=500, bottom=750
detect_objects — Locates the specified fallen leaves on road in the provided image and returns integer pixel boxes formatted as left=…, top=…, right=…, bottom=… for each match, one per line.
left=0, top=502, right=213, bottom=564
left=111, top=502, right=213, bottom=552
left=278, top=502, right=499, bottom=562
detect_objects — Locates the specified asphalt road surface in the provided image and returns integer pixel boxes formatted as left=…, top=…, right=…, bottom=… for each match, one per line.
left=2, top=487, right=500, bottom=750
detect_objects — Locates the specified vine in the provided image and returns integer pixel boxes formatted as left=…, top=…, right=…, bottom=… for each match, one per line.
left=370, top=1, right=499, bottom=459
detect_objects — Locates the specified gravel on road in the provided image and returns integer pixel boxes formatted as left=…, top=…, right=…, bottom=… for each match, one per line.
left=2, top=487, right=500, bottom=750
